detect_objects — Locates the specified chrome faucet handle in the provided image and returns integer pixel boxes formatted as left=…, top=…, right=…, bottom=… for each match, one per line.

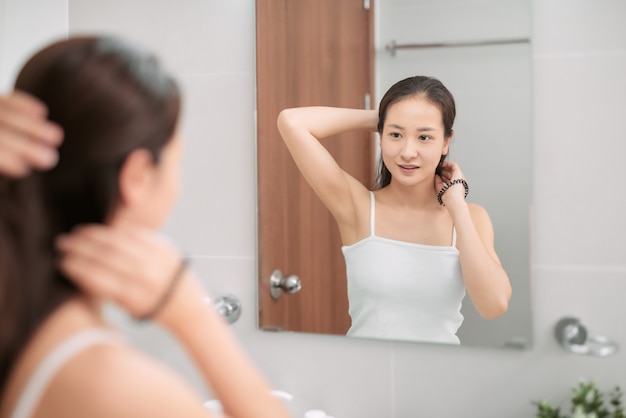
left=554, top=317, right=618, bottom=357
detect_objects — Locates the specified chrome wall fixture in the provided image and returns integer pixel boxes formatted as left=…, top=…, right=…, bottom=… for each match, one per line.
left=385, top=37, right=530, bottom=56
left=209, top=295, right=242, bottom=325
left=554, top=317, right=619, bottom=357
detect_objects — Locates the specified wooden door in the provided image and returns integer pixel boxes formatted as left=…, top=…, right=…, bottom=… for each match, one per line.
left=256, top=0, right=375, bottom=335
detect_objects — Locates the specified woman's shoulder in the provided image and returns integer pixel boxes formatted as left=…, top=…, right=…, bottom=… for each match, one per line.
left=467, top=202, right=495, bottom=231
left=467, top=202, right=489, bottom=216
left=5, top=297, right=206, bottom=418
left=39, top=341, right=207, bottom=417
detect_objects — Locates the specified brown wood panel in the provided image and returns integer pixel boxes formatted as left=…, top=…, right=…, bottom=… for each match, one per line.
left=256, top=0, right=375, bottom=335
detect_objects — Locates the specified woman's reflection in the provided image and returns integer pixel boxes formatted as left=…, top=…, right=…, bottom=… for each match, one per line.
left=276, top=76, right=511, bottom=344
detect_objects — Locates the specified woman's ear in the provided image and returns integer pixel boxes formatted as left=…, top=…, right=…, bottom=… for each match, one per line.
left=443, top=129, right=454, bottom=155
left=117, top=148, right=155, bottom=207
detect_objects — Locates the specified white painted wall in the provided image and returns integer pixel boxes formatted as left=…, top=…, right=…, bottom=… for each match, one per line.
left=2, top=0, right=625, bottom=416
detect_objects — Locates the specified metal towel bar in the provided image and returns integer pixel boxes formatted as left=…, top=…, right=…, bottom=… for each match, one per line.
left=385, top=37, right=530, bottom=56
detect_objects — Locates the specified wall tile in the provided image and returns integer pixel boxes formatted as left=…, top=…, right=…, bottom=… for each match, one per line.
left=69, top=0, right=254, bottom=76
left=533, top=0, right=626, bottom=56
left=161, top=72, right=257, bottom=257
left=533, top=53, right=626, bottom=267
left=243, top=330, right=394, bottom=417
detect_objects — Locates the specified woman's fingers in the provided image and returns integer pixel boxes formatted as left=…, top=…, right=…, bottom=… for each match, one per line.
left=57, top=246, right=128, bottom=301
left=0, top=91, right=63, bottom=144
left=57, top=225, right=145, bottom=277
left=438, top=161, right=464, bottom=181
left=55, top=223, right=183, bottom=317
left=0, top=92, right=63, bottom=176
left=0, top=90, right=48, bottom=116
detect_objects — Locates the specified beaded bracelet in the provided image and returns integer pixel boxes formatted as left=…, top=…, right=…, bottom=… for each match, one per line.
left=437, top=178, right=469, bottom=206
left=136, top=258, right=190, bottom=322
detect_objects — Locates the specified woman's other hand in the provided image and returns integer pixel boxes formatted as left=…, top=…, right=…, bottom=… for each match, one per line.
left=0, top=91, right=63, bottom=177
left=435, top=161, right=467, bottom=207
left=55, top=221, right=206, bottom=331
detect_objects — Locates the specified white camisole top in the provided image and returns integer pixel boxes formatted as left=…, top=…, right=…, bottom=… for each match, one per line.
left=9, top=328, right=122, bottom=418
left=341, top=192, right=466, bottom=344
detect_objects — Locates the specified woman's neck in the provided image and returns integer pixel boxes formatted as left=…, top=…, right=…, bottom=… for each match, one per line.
left=380, top=178, right=440, bottom=209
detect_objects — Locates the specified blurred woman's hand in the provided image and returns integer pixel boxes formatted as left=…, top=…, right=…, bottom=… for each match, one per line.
left=0, top=91, right=63, bottom=177
left=55, top=221, right=206, bottom=331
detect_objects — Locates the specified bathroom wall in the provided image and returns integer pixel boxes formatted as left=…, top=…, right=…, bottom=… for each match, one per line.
left=2, top=0, right=625, bottom=416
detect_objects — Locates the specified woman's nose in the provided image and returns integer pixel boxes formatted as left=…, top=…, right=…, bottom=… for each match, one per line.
left=400, top=139, right=418, bottom=159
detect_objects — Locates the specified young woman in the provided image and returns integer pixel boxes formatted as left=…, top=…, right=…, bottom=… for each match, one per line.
left=0, top=36, right=290, bottom=418
left=277, top=76, right=512, bottom=344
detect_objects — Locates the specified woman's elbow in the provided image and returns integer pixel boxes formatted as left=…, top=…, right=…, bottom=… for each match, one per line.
left=276, top=108, right=297, bottom=132
left=478, top=292, right=511, bottom=320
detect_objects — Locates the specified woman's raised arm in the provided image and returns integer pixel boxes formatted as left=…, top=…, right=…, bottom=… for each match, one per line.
left=277, top=107, right=377, bottom=223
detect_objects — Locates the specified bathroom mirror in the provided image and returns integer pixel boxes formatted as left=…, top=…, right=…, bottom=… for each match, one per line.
left=256, top=0, right=533, bottom=349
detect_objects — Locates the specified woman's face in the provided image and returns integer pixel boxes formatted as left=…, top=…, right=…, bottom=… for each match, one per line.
left=380, top=95, right=451, bottom=187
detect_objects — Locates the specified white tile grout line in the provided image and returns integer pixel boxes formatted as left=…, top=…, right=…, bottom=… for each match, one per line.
left=185, top=255, right=255, bottom=261
left=534, top=264, right=626, bottom=273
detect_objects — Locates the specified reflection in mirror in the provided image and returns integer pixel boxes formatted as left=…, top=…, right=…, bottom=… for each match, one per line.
left=256, top=0, right=532, bottom=349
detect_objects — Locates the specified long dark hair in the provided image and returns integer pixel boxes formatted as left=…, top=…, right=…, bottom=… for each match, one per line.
left=0, top=36, right=181, bottom=392
left=375, top=76, right=456, bottom=189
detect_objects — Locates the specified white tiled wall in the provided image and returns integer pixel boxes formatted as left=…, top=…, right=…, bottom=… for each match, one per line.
left=2, top=0, right=625, bottom=417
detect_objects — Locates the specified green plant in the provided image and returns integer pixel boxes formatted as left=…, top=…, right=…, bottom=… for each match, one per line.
left=533, top=380, right=625, bottom=418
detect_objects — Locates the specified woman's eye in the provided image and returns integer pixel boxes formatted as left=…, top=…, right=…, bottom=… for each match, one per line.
left=389, top=132, right=402, bottom=139
left=418, top=135, right=432, bottom=141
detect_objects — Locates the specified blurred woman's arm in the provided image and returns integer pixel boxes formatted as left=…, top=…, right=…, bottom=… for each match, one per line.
left=56, top=222, right=291, bottom=418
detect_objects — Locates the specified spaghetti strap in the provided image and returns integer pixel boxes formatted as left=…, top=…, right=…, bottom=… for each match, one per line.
left=10, top=329, right=122, bottom=418
left=369, top=191, right=376, bottom=237
left=451, top=226, right=457, bottom=247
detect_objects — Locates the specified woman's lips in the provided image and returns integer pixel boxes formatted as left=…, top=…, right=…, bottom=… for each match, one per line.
left=398, top=164, right=419, bottom=174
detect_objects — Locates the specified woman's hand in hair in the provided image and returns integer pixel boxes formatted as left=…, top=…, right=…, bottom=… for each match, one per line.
left=55, top=221, right=207, bottom=332
left=0, top=91, right=63, bottom=177
left=435, top=160, right=467, bottom=208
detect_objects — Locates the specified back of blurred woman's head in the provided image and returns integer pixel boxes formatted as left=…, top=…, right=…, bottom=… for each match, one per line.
left=0, top=36, right=181, bottom=392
